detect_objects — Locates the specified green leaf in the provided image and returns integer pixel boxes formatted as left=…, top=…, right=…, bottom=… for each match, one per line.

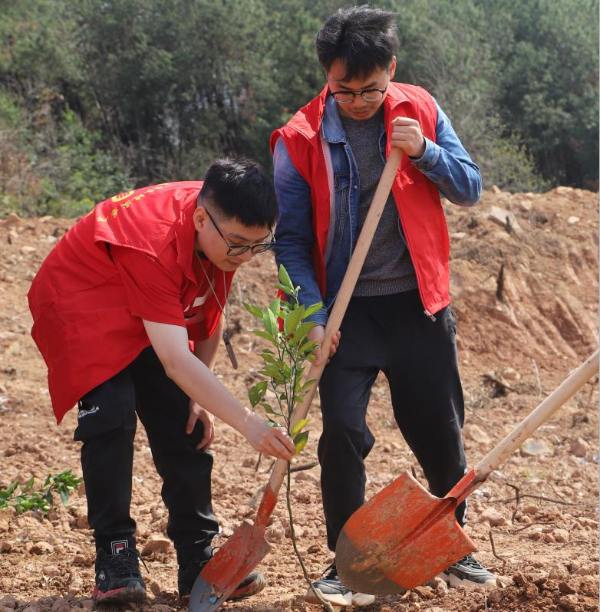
left=302, top=302, right=324, bottom=320
left=293, top=431, right=309, bottom=454
left=278, top=265, right=294, bottom=293
left=260, top=402, right=275, bottom=415
left=253, top=329, right=274, bottom=343
left=284, top=305, right=303, bottom=338
left=290, top=418, right=309, bottom=437
left=268, top=298, right=281, bottom=317
left=267, top=308, right=279, bottom=336
left=260, top=364, right=286, bottom=385
left=244, top=303, right=263, bottom=319
left=293, top=321, right=315, bottom=342
left=248, top=381, right=268, bottom=407
left=302, top=378, right=317, bottom=393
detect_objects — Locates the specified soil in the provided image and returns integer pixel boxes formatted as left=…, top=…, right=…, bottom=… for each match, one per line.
left=0, top=186, right=597, bottom=612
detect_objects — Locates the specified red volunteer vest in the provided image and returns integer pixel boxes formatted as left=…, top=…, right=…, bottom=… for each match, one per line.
left=270, top=82, right=450, bottom=315
left=28, top=182, right=233, bottom=423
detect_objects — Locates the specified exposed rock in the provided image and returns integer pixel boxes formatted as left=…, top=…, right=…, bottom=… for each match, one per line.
left=578, top=576, right=599, bottom=597
left=487, top=205, right=523, bottom=235
left=520, top=438, right=554, bottom=457
left=480, top=508, right=507, bottom=527
left=570, top=437, right=589, bottom=458
left=557, top=594, right=579, bottom=611
left=553, top=529, right=570, bottom=543
left=464, top=424, right=491, bottom=445
left=558, top=581, right=577, bottom=595
left=28, top=541, right=54, bottom=555
left=141, top=536, right=171, bottom=555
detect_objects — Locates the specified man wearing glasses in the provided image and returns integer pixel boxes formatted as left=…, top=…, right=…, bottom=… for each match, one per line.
left=28, top=158, right=294, bottom=605
left=271, top=6, right=493, bottom=607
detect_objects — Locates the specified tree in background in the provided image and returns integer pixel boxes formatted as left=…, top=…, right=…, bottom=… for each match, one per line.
left=481, top=0, right=599, bottom=189
left=0, top=0, right=129, bottom=215
left=0, top=0, right=597, bottom=217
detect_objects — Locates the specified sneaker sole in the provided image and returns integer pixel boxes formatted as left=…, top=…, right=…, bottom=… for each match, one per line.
left=352, top=592, right=376, bottom=607
left=305, top=587, right=353, bottom=608
left=93, top=582, right=147, bottom=604
left=440, top=571, right=497, bottom=590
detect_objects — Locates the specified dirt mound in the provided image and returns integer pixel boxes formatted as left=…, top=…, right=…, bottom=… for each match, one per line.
left=0, top=187, right=597, bottom=611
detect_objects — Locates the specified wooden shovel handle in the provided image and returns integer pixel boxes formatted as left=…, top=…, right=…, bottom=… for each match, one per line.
left=254, top=148, right=403, bottom=526
left=473, top=349, right=599, bottom=485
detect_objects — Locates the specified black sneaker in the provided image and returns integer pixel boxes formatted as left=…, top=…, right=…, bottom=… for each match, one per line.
left=305, top=563, right=375, bottom=608
left=93, top=548, right=146, bottom=603
left=178, top=555, right=266, bottom=602
left=441, top=554, right=497, bottom=589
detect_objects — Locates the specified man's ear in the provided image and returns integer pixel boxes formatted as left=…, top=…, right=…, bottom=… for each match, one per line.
left=389, top=56, right=397, bottom=79
left=193, top=206, right=207, bottom=233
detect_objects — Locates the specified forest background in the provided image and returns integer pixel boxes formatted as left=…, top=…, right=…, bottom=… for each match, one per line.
left=0, top=0, right=598, bottom=218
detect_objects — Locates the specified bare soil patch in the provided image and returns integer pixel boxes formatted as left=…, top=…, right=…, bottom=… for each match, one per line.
left=0, top=186, right=597, bottom=611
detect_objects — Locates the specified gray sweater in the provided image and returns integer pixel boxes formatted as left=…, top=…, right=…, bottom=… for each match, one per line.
left=341, top=109, right=418, bottom=297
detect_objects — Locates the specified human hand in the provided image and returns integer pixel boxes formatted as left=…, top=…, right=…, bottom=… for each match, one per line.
left=308, top=325, right=341, bottom=366
left=186, top=401, right=215, bottom=450
left=391, top=116, right=426, bottom=158
left=242, top=413, right=295, bottom=460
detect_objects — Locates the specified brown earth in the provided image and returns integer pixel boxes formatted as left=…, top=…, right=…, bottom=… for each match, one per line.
left=0, top=186, right=597, bottom=612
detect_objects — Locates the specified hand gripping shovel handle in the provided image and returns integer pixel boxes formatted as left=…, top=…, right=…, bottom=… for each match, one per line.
left=255, top=147, right=403, bottom=526
left=449, top=348, right=599, bottom=505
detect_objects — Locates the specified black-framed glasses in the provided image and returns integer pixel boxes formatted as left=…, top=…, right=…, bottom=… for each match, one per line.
left=330, top=86, right=387, bottom=105
left=205, top=209, right=275, bottom=256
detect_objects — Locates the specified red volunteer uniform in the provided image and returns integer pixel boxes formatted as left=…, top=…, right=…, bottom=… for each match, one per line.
left=270, top=82, right=450, bottom=316
left=28, top=182, right=232, bottom=424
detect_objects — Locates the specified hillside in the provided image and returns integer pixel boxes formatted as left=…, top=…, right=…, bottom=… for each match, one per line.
left=0, top=186, right=597, bottom=611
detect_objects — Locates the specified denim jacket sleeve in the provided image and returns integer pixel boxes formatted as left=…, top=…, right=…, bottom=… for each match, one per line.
left=410, top=101, right=482, bottom=206
left=273, top=138, right=328, bottom=326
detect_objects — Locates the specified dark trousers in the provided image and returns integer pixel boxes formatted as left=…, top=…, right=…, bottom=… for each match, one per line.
left=318, top=290, right=467, bottom=551
left=74, top=347, right=218, bottom=559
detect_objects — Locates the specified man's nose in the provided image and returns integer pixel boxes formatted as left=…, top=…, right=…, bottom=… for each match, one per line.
left=351, top=94, right=368, bottom=107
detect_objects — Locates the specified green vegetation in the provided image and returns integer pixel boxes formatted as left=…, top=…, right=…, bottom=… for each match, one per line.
left=0, top=0, right=597, bottom=217
left=0, top=470, right=82, bottom=514
left=245, top=264, right=320, bottom=451
left=245, top=264, right=333, bottom=609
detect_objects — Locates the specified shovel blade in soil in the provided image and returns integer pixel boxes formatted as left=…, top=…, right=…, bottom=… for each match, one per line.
left=335, top=471, right=476, bottom=594
left=189, top=520, right=271, bottom=611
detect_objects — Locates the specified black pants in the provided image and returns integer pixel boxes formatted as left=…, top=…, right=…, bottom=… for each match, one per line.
left=318, top=290, right=467, bottom=551
left=74, top=347, right=218, bottom=560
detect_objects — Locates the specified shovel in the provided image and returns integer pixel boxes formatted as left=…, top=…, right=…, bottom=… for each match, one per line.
left=189, top=148, right=404, bottom=611
left=336, top=349, right=599, bottom=594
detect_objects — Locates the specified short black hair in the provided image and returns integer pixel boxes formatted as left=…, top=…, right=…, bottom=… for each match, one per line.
left=199, top=158, right=277, bottom=228
left=316, top=6, right=398, bottom=81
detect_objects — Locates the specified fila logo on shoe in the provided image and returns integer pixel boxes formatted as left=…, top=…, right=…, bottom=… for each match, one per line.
left=111, top=540, right=129, bottom=555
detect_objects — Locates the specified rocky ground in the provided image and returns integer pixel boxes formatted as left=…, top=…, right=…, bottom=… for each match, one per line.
left=0, top=186, right=597, bottom=611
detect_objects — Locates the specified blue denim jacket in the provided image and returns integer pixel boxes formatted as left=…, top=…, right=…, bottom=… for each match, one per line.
left=273, top=94, right=482, bottom=325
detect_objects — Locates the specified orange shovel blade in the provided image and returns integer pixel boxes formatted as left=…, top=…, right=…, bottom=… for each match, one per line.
left=336, top=471, right=476, bottom=594
left=189, top=521, right=271, bottom=611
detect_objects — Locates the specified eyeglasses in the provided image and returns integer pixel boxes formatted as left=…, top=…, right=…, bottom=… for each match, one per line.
left=205, top=208, right=275, bottom=256
left=330, top=86, right=387, bottom=105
